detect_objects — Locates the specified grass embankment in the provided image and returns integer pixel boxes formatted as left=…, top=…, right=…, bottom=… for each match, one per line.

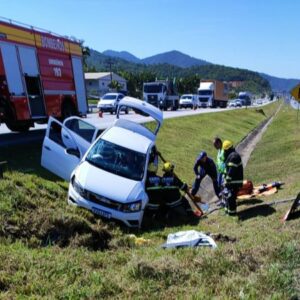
left=1, top=101, right=299, bottom=299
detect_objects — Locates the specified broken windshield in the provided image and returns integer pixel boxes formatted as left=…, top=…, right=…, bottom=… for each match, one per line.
left=86, top=139, right=146, bottom=181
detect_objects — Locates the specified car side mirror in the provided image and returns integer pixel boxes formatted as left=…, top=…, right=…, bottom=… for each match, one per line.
left=66, top=148, right=80, bottom=158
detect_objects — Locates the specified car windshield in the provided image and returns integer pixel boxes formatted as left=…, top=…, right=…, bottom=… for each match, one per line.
left=181, top=96, right=192, bottom=99
left=199, top=90, right=213, bottom=96
left=86, top=139, right=146, bottom=181
left=143, top=84, right=162, bottom=93
left=102, top=95, right=117, bottom=100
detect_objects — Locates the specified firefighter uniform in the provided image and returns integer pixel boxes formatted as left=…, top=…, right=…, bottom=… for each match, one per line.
left=223, top=142, right=244, bottom=215
left=161, top=163, right=197, bottom=225
left=145, top=172, right=164, bottom=214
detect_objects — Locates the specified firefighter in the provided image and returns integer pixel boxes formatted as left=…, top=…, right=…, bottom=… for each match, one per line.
left=191, top=151, right=220, bottom=198
left=222, top=140, right=244, bottom=216
left=161, top=162, right=197, bottom=225
left=143, top=162, right=164, bottom=225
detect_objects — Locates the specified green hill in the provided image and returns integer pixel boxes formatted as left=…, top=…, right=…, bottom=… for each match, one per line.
left=86, top=49, right=271, bottom=96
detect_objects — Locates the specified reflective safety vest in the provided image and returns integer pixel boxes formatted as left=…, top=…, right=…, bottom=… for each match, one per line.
left=217, top=149, right=226, bottom=174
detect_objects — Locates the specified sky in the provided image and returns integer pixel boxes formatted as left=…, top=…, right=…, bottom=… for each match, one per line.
left=1, top=0, right=299, bottom=79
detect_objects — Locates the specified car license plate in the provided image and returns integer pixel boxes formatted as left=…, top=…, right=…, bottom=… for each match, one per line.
left=92, top=207, right=112, bottom=219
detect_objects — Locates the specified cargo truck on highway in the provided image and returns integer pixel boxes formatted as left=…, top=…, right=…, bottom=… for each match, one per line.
left=238, top=91, right=252, bottom=106
left=143, top=79, right=179, bottom=110
left=0, top=17, right=87, bottom=132
left=198, top=80, right=228, bottom=108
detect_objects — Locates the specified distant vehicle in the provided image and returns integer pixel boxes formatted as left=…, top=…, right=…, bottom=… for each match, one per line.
left=235, top=99, right=242, bottom=107
left=179, top=94, right=199, bottom=109
left=256, top=99, right=263, bottom=105
left=97, top=93, right=128, bottom=114
left=228, top=100, right=237, bottom=107
left=143, top=79, right=179, bottom=110
left=41, top=97, right=163, bottom=228
left=0, top=18, right=87, bottom=132
left=238, top=92, right=252, bottom=106
left=198, top=80, right=228, bottom=108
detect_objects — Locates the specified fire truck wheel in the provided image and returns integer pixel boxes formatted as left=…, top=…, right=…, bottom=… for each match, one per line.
left=5, top=121, right=30, bottom=132
left=62, top=101, right=77, bottom=120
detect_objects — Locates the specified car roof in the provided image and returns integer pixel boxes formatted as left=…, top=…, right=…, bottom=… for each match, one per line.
left=101, top=126, right=152, bottom=154
left=102, top=93, right=123, bottom=96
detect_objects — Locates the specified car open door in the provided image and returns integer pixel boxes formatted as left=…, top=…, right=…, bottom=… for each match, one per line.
left=41, top=117, right=82, bottom=181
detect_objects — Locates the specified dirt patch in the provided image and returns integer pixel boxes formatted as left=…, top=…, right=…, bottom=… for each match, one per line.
left=1, top=209, right=112, bottom=250
left=210, top=233, right=237, bottom=243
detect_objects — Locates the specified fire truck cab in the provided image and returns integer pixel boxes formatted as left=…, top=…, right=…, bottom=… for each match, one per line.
left=0, top=18, right=87, bottom=132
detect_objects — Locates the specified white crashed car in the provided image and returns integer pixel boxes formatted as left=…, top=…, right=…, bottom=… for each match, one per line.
left=41, top=97, right=163, bottom=227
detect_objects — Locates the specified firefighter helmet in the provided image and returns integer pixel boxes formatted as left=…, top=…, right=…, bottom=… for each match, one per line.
left=222, top=140, right=233, bottom=150
left=162, top=162, right=174, bottom=173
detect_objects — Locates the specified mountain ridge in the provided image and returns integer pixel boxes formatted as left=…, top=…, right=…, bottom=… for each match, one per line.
left=88, top=48, right=297, bottom=92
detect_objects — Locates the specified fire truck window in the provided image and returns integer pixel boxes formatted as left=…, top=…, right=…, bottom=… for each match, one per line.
left=64, top=118, right=95, bottom=143
left=24, top=76, right=41, bottom=95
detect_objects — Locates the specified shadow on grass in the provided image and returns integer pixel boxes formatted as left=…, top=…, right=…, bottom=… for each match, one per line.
left=237, top=198, right=264, bottom=206
left=238, top=204, right=276, bottom=221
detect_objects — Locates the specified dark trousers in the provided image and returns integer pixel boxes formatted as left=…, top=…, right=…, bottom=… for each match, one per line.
left=191, top=176, right=220, bottom=197
left=217, top=173, right=224, bottom=190
left=226, top=188, right=238, bottom=213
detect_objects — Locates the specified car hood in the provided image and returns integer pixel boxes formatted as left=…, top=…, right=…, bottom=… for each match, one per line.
left=74, top=161, right=143, bottom=203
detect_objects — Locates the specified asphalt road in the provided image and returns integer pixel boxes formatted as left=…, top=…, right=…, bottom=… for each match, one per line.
left=0, top=100, right=270, bottom=147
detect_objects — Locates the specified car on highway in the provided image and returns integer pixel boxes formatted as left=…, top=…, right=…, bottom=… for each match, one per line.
left=179, top=94, right=198, bottom=109
left=256, top=99, right=263, bottom=105
left=97, top=93, right=129, bottom=114
left=235, top=99, right=242, bottom=107
left=228, top=100, right=237, bottom=107
left=41, top=97, right=163, bottom=227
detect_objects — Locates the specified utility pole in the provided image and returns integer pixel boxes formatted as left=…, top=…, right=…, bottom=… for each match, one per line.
left=107, top=59, right=113, bottom=86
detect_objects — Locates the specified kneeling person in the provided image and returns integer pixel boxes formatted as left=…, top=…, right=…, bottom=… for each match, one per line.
left=161, top=162, right=198, bottom=225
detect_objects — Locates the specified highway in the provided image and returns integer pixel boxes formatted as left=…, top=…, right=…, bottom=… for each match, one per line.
left=0, top=101, right=270, bottom=147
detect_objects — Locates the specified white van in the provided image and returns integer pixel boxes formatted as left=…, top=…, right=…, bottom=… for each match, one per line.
left=41, top=97, right=163, bottom=227
left=97, top=93, right=128, bottom=114
left=179, top=94, right=199, bottom=109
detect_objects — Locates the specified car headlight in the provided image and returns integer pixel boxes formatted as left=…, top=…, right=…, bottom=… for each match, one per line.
left=71, top=176, right=87, bottom=198
left=121, top=200, right=142, bottom=212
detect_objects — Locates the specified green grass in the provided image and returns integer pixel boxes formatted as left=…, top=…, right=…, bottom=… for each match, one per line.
left=88, top=99, right=99, bottom=105
left=1, top=101, right=300, bottom=299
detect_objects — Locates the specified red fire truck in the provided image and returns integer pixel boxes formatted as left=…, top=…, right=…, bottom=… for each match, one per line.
left=0, top=18, right=87, bottom=132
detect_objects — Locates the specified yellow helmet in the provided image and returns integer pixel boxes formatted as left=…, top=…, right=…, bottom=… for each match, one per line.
left=148, top=162, right=158, bottom=173
left=162, top=162, right=174, bottom=173
left=223, top=140, right=233, bottom=150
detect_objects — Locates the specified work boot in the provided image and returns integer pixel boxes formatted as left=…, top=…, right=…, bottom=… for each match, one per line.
left=227, top=209, right=237, bottom=216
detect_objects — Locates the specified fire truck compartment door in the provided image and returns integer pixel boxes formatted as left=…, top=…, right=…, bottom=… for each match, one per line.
left=41, top=117, right=82, bottom=181
left=0, top=42, right=24, bottom=96
left=71, top=56, right=87, bottom=115
left=18, top=46, right=39, bottom=76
